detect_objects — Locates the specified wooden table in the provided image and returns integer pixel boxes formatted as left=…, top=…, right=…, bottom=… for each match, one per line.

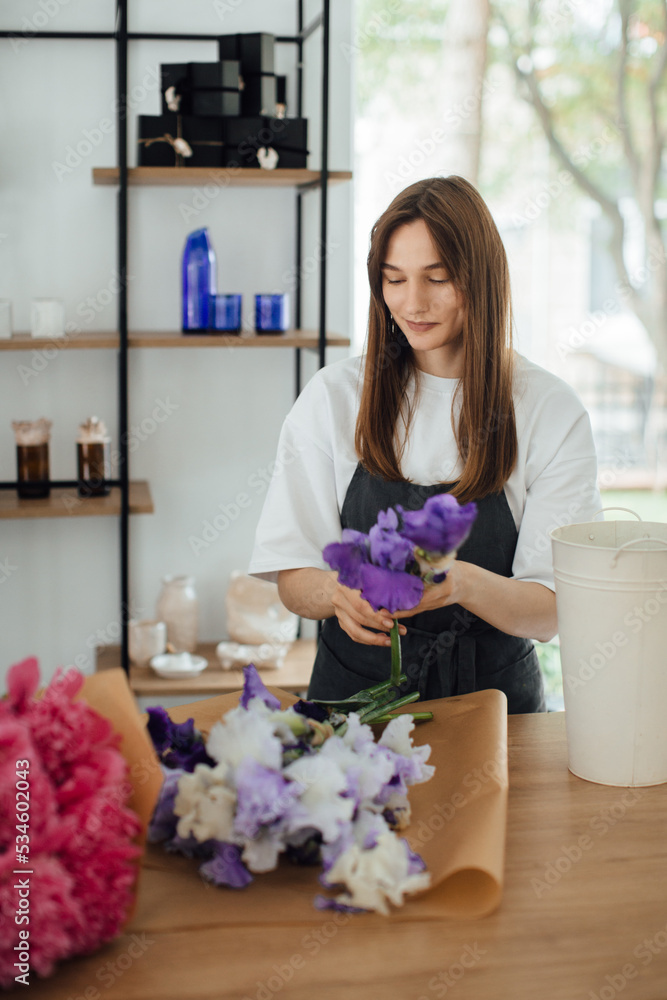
left=23, top=712, right=667, bottom=1000
left=96, top=639, right=316, bottom=696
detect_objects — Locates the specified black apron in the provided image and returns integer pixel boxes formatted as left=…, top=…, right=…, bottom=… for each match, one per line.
left=308, top=464, right=546, bottom=715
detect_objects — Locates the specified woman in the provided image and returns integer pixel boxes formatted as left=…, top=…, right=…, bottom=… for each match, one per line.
left=249, top=176, right=600, bottom=713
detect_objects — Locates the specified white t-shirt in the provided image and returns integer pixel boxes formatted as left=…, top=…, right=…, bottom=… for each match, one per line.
left=248, top=353, right=600, bottom=591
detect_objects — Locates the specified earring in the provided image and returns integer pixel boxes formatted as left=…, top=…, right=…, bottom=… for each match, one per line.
left=389, top=315, right=396, bottom=337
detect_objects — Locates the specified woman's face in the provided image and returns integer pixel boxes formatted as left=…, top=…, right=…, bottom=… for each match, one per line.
left=381, top=218, right=465, bottom=378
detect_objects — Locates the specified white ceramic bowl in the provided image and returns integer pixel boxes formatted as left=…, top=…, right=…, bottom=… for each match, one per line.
left=149, top=652, right=208, bottom=680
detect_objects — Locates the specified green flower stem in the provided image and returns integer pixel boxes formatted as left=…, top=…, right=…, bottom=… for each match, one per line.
left=310, top=674, right=408, bottom=712
left=310, top=674, right=407, bottom=712
left=361, top=690, right=421, bottom=724
left=368, top=710, right=434, bottom=724
left=356, top=686, right=405, bottom=722
left=390, top=618, right=402, bottom=687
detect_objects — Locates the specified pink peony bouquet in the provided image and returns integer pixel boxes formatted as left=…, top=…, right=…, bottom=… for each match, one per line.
left=0, top=658, right=142, bottom=989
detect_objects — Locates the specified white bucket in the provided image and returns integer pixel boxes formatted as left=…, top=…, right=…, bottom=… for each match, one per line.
left=551, top=511, right=667, bottom=786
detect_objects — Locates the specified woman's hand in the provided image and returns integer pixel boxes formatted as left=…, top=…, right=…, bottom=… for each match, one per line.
left=332, top=564, right=470, bottom=643
left=393, top=560, right=469, bottom=619
left=331, top=581, right=407, bottom=647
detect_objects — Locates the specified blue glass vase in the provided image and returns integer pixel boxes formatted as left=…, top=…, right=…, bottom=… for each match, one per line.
left=182, top=228, right=217, bottom=331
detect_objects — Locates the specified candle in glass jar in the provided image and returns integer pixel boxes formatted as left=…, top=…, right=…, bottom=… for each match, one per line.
left=12, top=418, right=52, bottom=498
left=77, top=416, right=111, bottom=497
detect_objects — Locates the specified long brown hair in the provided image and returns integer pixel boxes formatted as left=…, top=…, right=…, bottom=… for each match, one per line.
left=355, top=175, right=517, bottom=503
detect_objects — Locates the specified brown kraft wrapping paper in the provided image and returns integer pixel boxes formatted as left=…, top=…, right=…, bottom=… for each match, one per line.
left=135, top=685, right=509, bottom=923
left=76, top=668, right=164, bottom=923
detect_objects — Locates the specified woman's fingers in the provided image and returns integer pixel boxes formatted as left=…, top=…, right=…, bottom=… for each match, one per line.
left=335, top=608, right=392, bottom=646
left=331, top=584, right=407, bottom=644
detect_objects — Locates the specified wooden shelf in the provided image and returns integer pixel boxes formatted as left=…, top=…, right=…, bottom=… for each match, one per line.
left=128, top=329, right=350, bottom=348
left=0, top=331, right=349, bottom=350
left=0, top=331, right=119, bottom=351
left=0, top=481, right=153, bottom=520
left=96, top=638, right=316, bottom=696
left=93, top=167, right=352, bottom=188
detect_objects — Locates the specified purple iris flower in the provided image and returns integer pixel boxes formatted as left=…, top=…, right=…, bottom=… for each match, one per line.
left=199, top=842, right=253, bottom=888
left=322, top=529, right=370, bottom=589
left=146, top=706, right=215, bottom=771
left=293, top=699, right=330, bottom=723
left=359, top=563, right=424, bottom=614
left=165, top=833, right=215, bottom=859
left=314, top=895, right=367, bottom=913
left=285, top=835, right=322, bottom=866
left=376, top=508, right=398, bottom=530
left=239, top=663, right=281, bottom=710
left=397, top=494, right=477, bottom=553
left=148, top=768, right=183, bottom=842
left=234, top=758, right=301, bottom=838
left=403, top=840, right=427, bottom=875
left=368, top=508, right=415, bottom=572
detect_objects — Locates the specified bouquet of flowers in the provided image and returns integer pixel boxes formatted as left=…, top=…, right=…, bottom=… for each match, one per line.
left=147, top=665, right=434, bottom=914
left=320, top=493, right=478, bottom=714
left=0, top=658, right=142, bottom=989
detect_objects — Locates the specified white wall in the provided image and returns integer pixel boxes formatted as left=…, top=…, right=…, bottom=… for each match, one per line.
left=0, top=0, right=354, bottom=684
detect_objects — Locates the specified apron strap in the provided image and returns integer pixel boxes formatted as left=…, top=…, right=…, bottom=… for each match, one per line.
left=417, top=631, right=477, bottom=700
left=456, top=634, right=477, bottom=696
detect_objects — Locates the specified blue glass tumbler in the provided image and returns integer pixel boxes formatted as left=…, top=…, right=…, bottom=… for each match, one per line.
left=255, top=293, right=290, bottom=333
left=210, top=294, right=242, bottom=333
left=182, top=228, right=217, bottom=331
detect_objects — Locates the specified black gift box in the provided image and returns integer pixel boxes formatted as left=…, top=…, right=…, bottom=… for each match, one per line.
left=276, top=75, right=287, bottom=116
left=161, top=61, right=242, bottom=117
left=161, top=63, right=188, bottom=114
left=189, top=61, right=240, bottom=89
left=218, top=32, right=274, bottom=74
left=216, top=34, right=276, bottom=115
left=221, top=117, right=308, bottom=169
left=137, top=113, right=224, bottom=167
left=241, top=72, right=276, bottom=117
left=189, top=61, right=242, bottom=116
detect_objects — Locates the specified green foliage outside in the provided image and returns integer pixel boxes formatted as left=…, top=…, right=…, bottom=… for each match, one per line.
left=535, top=639, right=563, bottom=711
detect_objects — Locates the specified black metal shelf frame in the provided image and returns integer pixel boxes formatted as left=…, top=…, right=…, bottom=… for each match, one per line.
left=0, top=0, right=333, bottom=673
